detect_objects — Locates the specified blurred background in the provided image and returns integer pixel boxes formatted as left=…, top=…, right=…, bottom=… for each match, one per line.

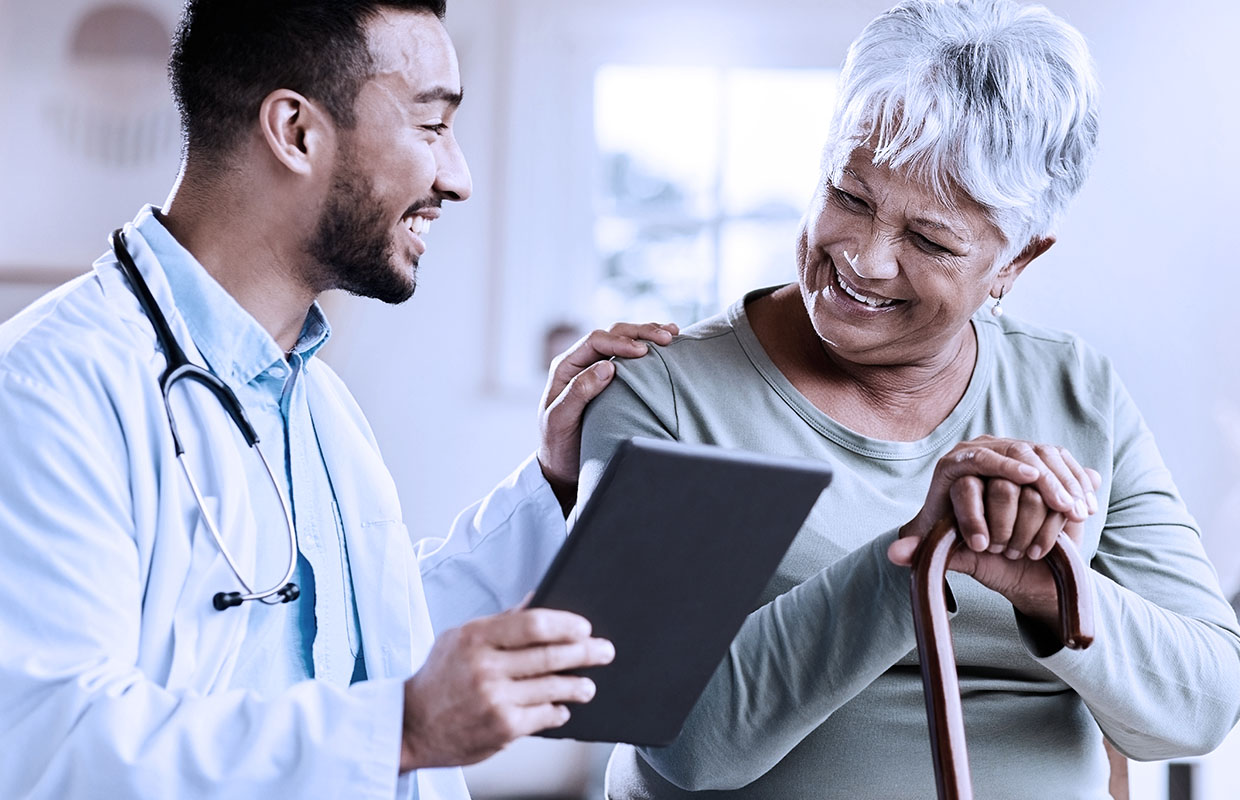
left=1, top=0, right=1237, bottom=797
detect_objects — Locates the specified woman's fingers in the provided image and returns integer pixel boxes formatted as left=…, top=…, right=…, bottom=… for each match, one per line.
left=1035, top=444, right=1088, bottom=520
left=949, top=475, right=988, bottom=551
left=983, top=479, right=1021, bottom=554
left=1060, top=447, right=1099, bottom=514
left=905, top=446, right=1041, bottom=539
left=1027, top=511, right=1067, bottom=561
left=1002, top=442, right=1084, bottom=519
left=1004, top=486, right=1049, bottom=559
left=905, top=437, right=1102, bottom=553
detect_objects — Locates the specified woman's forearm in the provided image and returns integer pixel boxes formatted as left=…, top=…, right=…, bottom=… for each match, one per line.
left=639, top=531, right=921, bottom=791
left=1023, top=569, right=1240, bottom=759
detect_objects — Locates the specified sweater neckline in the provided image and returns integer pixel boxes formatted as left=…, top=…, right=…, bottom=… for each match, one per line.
left=727, top=286, right=994, bottom=461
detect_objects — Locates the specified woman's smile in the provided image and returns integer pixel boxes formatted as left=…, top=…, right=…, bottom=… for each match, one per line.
left=828, top=257, right=904, bottom=313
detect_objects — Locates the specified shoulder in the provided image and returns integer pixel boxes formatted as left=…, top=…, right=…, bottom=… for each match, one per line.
left=611, top=305, right=748, bottom=390
left=0, top=269, right=157, bottom=405
left=0, top=270, right=165, bottom=476
left=979, top=312, right=1115, bottom=379
left=976, top=311, right=1122, bottom=420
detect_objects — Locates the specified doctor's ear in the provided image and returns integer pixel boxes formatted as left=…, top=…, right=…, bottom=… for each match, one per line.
left=258, top=89, right=335, bottom=176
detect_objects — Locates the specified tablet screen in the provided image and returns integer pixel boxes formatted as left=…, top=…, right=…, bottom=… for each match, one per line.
left=532, top=437, right=832, bottom=745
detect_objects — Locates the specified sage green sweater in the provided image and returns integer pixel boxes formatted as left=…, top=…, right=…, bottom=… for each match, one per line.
left=578, top=289, right=1240, bottom=799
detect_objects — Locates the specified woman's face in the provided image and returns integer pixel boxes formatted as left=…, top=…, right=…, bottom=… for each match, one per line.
left=797, top=148, right=1012, bottom=368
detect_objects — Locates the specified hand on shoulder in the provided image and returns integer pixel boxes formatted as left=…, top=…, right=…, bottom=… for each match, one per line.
left=537, top=322, right=678, bottom=514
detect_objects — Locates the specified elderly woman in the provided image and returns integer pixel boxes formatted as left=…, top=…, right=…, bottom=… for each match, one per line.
left=578, top=1, right=1240, bottom=797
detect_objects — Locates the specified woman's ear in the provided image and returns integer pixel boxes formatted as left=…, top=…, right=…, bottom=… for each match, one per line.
left=995, top=235, right=1056, bottom=291
left=257, top=89, right=335, bottom=176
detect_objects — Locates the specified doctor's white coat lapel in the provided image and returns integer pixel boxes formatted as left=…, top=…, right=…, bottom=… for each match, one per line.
left=307, top=374, right=478, bottom=800
left=304, top=370, right=436, bottom=680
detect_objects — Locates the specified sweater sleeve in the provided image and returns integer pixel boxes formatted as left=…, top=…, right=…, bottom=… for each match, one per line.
left=580, top=357, right=930, bottom=791
left=1019, top=371, right=1240, bottom=760
left=640, top=531, right=922, bottom=791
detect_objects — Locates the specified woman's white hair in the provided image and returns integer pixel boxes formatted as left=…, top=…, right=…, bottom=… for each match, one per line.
left=823, top=0, right=1100, bottom=262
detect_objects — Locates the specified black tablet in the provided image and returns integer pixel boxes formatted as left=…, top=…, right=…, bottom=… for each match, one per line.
left=531, top=437, right=833, bottom=746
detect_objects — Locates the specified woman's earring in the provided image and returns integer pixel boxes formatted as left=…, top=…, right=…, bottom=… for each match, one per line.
left=990, top=286, right=1006, bottom=318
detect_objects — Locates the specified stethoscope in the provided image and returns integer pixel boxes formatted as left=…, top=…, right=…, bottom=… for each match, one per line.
left=110, top=229, right=300, bottom=611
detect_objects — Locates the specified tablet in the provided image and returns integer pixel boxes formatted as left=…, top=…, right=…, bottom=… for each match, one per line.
left=531, top=437, right=833, bottom=746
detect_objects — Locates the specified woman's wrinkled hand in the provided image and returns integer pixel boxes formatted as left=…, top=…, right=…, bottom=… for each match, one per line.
left=899, top=436, right=1097, bottom=556
left=888, top=436, right=1102, bottom=625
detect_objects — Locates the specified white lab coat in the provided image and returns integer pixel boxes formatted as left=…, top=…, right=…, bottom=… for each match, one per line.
left=0, top=219, right=567, bottom=798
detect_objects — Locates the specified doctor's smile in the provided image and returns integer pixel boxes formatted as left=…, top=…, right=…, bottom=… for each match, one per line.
left=402, top=204, right=437, bottom=259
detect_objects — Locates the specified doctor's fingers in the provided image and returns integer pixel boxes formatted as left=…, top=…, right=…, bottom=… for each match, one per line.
left=541, top=359, right=615, bottom=439
left=499, top=703, right=575, bottom=738
left=499, top=638, right=616, bottom=679
left=476, top=607, right=598, bottom=648
left=507, top=673, right=599, bottom=708
left=542, top=323, right=678, bottom=411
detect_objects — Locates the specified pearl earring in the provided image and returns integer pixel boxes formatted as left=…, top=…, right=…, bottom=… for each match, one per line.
left=990, top=286, right=1006, bottom=318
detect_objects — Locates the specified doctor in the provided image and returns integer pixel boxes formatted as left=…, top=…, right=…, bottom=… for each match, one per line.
left=0, top=1, right=675, bottom=798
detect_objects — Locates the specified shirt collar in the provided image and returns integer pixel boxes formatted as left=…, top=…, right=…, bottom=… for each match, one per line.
left=132, top=205, right=332, bottom=386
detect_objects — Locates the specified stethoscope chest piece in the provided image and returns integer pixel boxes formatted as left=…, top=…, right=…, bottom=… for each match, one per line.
left=214, top=582, right=300, bottom=611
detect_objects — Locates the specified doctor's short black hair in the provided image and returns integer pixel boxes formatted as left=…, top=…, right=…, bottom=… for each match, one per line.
left=169, top=0, right=447, bottom=162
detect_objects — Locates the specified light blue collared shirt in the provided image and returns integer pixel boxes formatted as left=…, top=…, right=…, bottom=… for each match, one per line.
left=140, top=211, right=364, bottom=693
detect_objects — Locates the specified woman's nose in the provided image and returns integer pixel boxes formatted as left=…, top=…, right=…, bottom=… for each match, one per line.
left=845, top=241, right=898, bottom=280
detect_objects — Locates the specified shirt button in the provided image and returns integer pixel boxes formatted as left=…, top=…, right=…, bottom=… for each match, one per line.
left=269, top=364, right=287, bottom=378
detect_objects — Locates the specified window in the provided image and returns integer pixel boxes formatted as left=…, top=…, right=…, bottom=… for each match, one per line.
left=593, top=66, right=839, bottom=326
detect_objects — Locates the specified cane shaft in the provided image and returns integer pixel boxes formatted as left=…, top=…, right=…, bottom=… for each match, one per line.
left=911, top=521, right=1094, bottom=800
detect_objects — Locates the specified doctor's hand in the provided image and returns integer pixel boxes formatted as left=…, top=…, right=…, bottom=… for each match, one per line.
left=538, top=321, right=678, bottom=515
left=399, top=607, right=615, bottom=772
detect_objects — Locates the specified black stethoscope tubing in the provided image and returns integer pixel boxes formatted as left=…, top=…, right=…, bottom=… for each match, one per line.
left=110, top=228, right=300, bottom=611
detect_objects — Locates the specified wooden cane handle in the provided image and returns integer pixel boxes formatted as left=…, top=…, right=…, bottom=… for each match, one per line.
left=910, top=519, right=1094, bottom=800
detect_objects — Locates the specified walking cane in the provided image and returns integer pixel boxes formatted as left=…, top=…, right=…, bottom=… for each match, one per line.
left=910, top=518, right=1095, bottom=800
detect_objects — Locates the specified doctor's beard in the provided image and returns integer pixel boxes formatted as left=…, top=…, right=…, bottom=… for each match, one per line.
left=307, top=168, right=418, bottom=305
